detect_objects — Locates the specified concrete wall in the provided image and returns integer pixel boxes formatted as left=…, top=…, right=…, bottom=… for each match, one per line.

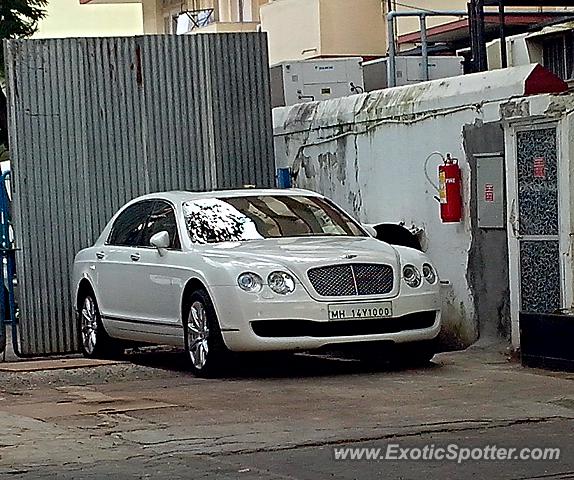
left=34, top=0, right=143, bottom=38
left=142, top=0, right=164, bottom=34
left=274, top=99, right=481, bottom=349
left=318, top=0, right=387, bottom=58
left=261, top=0, right=386, bottom=64
left=260, top=0, right=321, bottom=64
left=464, top=122, right=511, bottom=342
left=273, top=67, right=573, bottom=349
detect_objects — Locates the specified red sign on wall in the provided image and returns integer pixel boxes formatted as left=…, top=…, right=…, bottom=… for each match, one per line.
left=484, top=183, right=495, bottom=202
left=533, top=157, right=546, bottom=179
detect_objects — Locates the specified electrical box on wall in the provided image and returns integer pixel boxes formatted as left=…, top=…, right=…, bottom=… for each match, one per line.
left=476, top=153, right=505, bottom=229
left=270, top=57, right=364, bottom=108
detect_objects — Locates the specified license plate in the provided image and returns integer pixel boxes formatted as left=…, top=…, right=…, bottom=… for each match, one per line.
left=328, top=302, right=393, bottom=321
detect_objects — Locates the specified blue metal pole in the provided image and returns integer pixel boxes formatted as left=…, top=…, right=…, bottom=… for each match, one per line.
left=0, top=171, right=19, bottom=358
left=0, top=171, right=9, bottom=356
left=276, top=168, right=293, bottom=189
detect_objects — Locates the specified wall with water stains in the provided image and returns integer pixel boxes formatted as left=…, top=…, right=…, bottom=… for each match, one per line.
left=273, top=66, right=574, bottom=349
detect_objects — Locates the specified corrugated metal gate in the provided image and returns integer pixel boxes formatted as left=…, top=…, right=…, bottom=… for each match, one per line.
left=4, top=34, right=275, bottom=355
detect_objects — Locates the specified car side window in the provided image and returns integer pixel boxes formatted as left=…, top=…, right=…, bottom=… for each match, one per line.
left=141, top=201, right=182, bottom=250
left=107, top=201, right=154, bottom=247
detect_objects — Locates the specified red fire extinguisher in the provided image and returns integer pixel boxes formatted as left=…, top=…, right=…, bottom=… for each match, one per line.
left=438, top=154, right=462, bottom=223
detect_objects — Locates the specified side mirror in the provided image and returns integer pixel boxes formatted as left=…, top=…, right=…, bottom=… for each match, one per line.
left=362, top=224, right=377, bottom=237
left=150, top=230, right=170, bottom=253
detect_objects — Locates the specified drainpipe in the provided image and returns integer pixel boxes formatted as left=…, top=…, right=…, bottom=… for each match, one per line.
left=387, top=13, right=397, bottom=87
left=420, top=13, right=429, bottom=81
left=499, top=0, right=508, bottom=68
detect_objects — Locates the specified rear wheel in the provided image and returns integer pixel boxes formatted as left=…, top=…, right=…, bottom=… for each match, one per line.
left=184, top=289, right=228, bottom=377
left=78, top=292, right=123, bottom=359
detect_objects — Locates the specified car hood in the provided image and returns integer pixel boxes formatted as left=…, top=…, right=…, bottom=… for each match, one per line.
left=203, top=236, right=400, bottom=268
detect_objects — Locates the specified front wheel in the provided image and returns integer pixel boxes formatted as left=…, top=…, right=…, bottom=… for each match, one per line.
left=78, top=292, right=123, bottom=359
left=183, top=289, right=228, bottom=377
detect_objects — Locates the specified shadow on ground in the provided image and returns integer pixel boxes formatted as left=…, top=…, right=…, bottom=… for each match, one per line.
left=124, top=347, right=443, bottom=380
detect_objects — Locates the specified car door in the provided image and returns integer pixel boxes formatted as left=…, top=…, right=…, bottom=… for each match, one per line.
left=95, top=200, right=155, bottom=323
left=132, top=200, right=185, bottom=338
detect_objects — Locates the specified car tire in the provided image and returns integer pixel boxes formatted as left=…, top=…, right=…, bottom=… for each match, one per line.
left=183, top=289, right=228, bottom=378
left=78, top=291, right=123, bottom=359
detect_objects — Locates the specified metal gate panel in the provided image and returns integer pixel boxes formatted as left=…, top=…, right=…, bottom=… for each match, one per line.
left=516, top=127, right=561, bottom=314
left=4, top=34, right=275, bottom=355
left=519, top=240, right=561, bottom=313
left=517, top=128, right=559, bottom=237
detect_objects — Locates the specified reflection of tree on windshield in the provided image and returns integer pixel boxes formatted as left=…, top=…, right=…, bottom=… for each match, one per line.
left=183, top=196, right=364, bottom=244
left=183, top=199, right=262, bottom=244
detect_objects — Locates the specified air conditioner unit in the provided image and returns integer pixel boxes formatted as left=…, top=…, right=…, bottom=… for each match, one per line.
left=270, top=57, right=364, bottom=108
left=363, top=56, right=465, bottom=91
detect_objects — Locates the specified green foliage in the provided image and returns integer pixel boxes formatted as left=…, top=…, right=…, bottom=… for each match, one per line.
left=0, top=0, right=48, bottom=38
left=0, top=0, right=48, bottom=76
left=0, top=0, right=47, bottom=147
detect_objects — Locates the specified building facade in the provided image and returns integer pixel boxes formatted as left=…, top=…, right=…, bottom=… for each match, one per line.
left=78, top=0, right=574, bottom=70
left=81, top=0, right=266, bottom=34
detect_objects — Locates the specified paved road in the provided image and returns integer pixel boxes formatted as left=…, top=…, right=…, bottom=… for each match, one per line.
left=0, top=346, right=572, bottom=479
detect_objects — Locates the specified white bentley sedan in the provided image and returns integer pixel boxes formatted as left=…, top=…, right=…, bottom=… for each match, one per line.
left=73, top=189, right=441, bottom=376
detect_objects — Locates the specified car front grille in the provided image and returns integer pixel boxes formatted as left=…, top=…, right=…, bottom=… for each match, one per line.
left=307, top=263, right=394, bottom=297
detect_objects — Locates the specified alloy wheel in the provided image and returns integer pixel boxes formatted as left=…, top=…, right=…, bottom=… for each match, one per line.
left=187, top=300, right=210, bottom=370
left=81, top=295, right=98, bottom=355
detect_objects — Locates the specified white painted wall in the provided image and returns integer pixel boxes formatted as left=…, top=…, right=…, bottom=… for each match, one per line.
left=275, top=105, right=480, bottom=347
left=273, top=66, right=574, bottom=348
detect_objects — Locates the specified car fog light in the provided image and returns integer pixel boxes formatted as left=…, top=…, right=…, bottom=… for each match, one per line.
left=237, top=272, right=263, bottom=292
left=403, top=264, right=422, bottom=288
left=268, top=271, right=296, bottom=295
left=423, top=263, right=437, bottom=284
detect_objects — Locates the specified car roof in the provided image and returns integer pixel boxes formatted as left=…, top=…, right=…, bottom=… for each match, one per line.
left=129, top=188, right=323, bottom=204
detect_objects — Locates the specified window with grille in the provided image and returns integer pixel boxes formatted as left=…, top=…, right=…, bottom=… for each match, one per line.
left=543, top=31, right=574, bottom=82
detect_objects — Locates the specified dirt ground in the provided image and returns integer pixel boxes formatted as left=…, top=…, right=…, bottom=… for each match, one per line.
left=0, top=343, right=572, bottom=479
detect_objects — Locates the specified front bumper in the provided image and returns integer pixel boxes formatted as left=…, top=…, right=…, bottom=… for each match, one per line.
left=211, top=284, right=441, bottom=352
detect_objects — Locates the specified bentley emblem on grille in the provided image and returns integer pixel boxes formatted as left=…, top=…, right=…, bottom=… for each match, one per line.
left=343, top=254, right=358, bottom=259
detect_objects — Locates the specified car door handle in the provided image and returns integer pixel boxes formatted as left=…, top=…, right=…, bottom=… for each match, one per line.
left=95, top=251, right=105, bottom=260
left=130, top=253, right=141, bottom=262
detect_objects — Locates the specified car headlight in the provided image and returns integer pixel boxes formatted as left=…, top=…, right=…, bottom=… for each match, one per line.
left=237, top=272, right=263, bottom=292
left=422, top=263, right=437, bottom=284
left=403, top=264, right=422, bottom=288
left=268, top=271, right=296, bottom=295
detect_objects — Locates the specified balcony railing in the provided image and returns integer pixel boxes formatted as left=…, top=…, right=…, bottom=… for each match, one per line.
left=175, top=8, right=215, bottom=34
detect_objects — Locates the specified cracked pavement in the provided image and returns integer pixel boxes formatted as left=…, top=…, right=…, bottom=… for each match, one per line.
left=0, top=346, right=572, bottom=479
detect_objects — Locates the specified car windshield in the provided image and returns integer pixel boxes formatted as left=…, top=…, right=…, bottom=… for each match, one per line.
left=182, top=195, right=366, bottom=244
